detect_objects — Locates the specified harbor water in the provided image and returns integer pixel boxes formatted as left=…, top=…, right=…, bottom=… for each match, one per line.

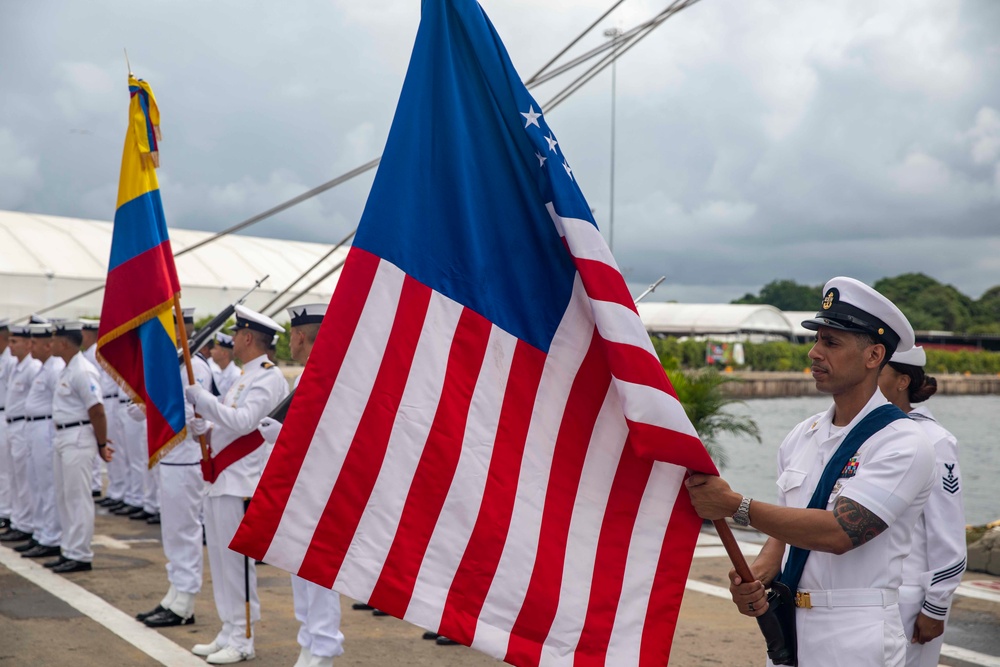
left=716, top=395, right=999, bottom=526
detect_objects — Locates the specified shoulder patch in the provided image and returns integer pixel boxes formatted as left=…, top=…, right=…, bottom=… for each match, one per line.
left=261, top=361, right=275, bottom=369
left=943, top=463, right=959, bottom=494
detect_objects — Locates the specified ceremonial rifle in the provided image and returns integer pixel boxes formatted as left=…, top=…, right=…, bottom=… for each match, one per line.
left=178, top=275, right=270, bottom=363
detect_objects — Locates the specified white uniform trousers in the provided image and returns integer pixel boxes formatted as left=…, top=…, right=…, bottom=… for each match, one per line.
left=142, top=463, right=160, bottom=514
left=899, top=585, right=946, bottom=667
left=91, top=450, right=103, bottom=493
left=8, top=422, right=36, bottom=534
left=769, top=603, right=907, bottom=667
left=53, top=426, right=97, bottom=562
left=105, top=401, right=128, bottom=501
left=0, top=418, right=12, bottom=518
left=292, top=575, right=345, bottom=659
left=159, top=463, right=204, bottom=600
left=205, top=495, right=259, bottom=653
left=26, top=420, right=61, bottom=547
left=121, top=413, right=146, bottom=507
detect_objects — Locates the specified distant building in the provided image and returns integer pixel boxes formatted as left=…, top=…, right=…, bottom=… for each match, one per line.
left=637, top=302, right=792, bottom=342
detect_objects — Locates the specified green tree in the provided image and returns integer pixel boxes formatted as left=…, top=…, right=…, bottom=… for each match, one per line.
left=733, top=279, right=819, bottom=311
left=666, top=368, right=761, bottom=469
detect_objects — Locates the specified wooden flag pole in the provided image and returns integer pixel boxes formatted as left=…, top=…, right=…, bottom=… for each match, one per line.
left=712, top=519, right=755, bottom=583
left=173, top=294, right=210, bottom=463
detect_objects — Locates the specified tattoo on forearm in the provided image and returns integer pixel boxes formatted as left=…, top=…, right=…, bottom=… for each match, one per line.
left=833, top=497, right=887, bottom=548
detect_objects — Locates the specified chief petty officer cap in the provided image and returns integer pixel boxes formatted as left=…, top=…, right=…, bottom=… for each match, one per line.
left=287, top=303, right=326, bottom=327
left=29, top=323, right=54, bottom=338
left=54, top=321, right=85, bottom=334
left=890, top=345, right=926, bottom=368
left=229, top=304, right=284, bottom=336
left=801, top=276, right=914, bottom=357
left=29, top=314, right=49, bottom=324
left=79, top=318, right=100, bottom=331
left=215, top=332, right=234, bottom=349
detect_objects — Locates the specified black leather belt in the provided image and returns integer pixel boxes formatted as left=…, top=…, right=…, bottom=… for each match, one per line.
left=25, top=415, right=52, bottom=422
left=55, top=420, right=91, bottom=430
left=103, top=394, right=119, bottom=400
left=118, top=398, right=130, bottom=404
left=5, top=415, right=25, bottom=424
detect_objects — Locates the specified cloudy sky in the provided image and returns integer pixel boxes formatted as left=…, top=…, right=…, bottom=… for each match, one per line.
left=1, top=0, right=998, bottom=303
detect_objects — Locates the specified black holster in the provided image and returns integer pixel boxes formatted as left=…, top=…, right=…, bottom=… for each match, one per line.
left=755, top=580, right=797, bottom=666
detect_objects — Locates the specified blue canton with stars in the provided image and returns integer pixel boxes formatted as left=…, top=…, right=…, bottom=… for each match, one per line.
left=354, top=0, right=602, bottom=353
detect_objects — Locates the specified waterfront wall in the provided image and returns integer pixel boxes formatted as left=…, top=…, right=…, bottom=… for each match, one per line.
left=721, top=371, right=1000, bottom=399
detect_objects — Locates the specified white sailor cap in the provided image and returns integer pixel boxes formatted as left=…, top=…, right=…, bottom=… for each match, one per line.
left=229, top=304, right=284, bottom=336
left=890, top=345, right=926, bottom=368
left=10, top=324, right=32, bottom=337
left=80, top=318, right=100, bottom=331
left=801, top=277, right=914, bottom=357
left=55, top=321, right=85, bottom=334
left=175, top=307, right=196, bottom=325
left=29, top=323, right=54, bottom=338
left=0, top=318, right=9, bottom=331
left=287, top=303, right=326, bottom=327
left=29, top=314, right=49, bottom=324
left=215, top=332, right=234, bottom=349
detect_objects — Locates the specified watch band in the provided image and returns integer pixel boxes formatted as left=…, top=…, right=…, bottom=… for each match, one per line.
left=733, top=496, right=752, bottom=526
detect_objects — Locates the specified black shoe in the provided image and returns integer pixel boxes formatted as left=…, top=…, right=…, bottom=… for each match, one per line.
left=21, top=544, right=61, bottom=558
left=92, top=490, right=102, bottom=498
left=0, top=518, right=9, bottom=531
left=111, top=504, right=141, bottom=516
left=352, top=602, right=374, bottom=611
left=372, top=609, right=390, bottom=616
left=44, top=555, right=69, bottom=569
left=143, top=609, right=195, bottom=627
left=145, top=513, right=161, bottom=525
left=435, top=636, right=459, bottom=646
left=14, top=539, right=39, bottom=553
left=52, top=559, right=92, bottom=573
left=422, top=631, right=440, bottom=640
left=0, top=529, right=33, bottom=543
left=98, top=497, right=121, bottom=508
left=129, top=510, right=154, bottom=521
left=136, top=605, right=166, bottom=622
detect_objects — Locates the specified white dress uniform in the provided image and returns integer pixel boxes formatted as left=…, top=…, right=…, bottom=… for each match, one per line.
left=52, top=350, right=104, bottom=563
left=153, top=352, right=212, bottom=621
left=82, top=338, right=107, bottom=494
left=188, top=351, right=289, bottom=656
left=899, top=405, right=966, bottom=667
left=214, top=362, right=242, bottom=402
left=23, top=350, right=65, bottom=548
left=6, top=349, right=43, bottom=535
left=0, top=342, right=18, bottom=521
left=86, top=345, right=125, bottom=503
left=772, top=391, right=935, bottom=667
left=120, top=398, right=148, bottom=509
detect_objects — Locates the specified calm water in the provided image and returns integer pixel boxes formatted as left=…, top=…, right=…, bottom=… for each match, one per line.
left=715, top=395, right=999, bottom=526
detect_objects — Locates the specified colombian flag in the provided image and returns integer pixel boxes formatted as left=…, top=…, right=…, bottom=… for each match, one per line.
left=97, top=75, right=186, bottom=467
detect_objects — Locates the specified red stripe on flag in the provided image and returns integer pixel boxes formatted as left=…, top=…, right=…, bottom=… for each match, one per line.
left=504, top=329, right=612, bottom=667
left=573, top=445, right=654, bottom=666
left=295, top=275, right=433, bottom=587
left=367, top=307, right=493, bottom=617
left=437, top=340, right=546, bottom=646
left=638, top=484, right=702, bottom=667
left=572, top=257, right=638, bottom=314
left=599, top=336, right=677, bottom=399
left=100, top=242, right=179, bottom=335
left=626, top=420, right=718, bottom=475
left=231, top=248, right=381, bottom=561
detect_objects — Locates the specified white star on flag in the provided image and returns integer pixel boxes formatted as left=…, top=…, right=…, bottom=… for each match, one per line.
left=521, top=105, right=542, bottom=129
left=535, top=152, right=547, bottom=167
left=563, top=160, right=573, bottom=179
left=545, top=133, right=558, bottom=153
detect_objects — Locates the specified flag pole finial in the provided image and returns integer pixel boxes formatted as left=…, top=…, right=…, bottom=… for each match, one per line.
left=124, top=48, right=132, bottom=76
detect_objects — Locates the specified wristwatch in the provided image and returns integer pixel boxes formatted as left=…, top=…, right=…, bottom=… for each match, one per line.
left=733, top=496, right=752, bottom=527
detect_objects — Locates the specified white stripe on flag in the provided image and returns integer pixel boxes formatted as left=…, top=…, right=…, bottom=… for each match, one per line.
left=334, top=289, right=463, bottom=600
left=546, top=204, right=619, bottom=269
left=404, top=324, right=517, bottom=629
left=263, top=258, right=404, bottom=572
left=615, top=378, right=700, bottom=439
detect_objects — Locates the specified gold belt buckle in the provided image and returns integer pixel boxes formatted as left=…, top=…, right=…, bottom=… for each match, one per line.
left=795, top=592, right=812, bottom=609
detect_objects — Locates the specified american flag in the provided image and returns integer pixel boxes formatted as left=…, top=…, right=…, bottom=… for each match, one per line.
left=231, top=1, right=717, bottom=665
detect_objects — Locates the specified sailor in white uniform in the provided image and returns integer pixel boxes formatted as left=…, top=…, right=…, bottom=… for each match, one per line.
left=211, top=333, right=242, bottom=400
left=18, top=323, right=65, bottom=559
left=80, top=320, right=105, bottom=498
left=0, top=318, right=18, bottom=531
left=0, top=324, right=42, bottom=545
left=687, top=277, right=936, bottom=667
left=878, top=345, right=966, bottom=667
left=184, top=305, right=288, bottom=665
left=47, top=321, right=113, bottom=573
left=258, top=303, right=344, bottom=667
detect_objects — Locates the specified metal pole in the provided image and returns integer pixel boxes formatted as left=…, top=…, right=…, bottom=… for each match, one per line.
left=603, top=27, right=622, bottom=253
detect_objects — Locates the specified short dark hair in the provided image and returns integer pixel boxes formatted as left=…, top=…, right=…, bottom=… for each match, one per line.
left=247, top=329, right=271, bottom=350
left=56, top=330, right=83, bottom=347
left=853, top=331, right=892, bottom=369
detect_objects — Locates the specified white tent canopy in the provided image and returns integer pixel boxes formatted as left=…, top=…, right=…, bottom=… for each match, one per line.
left=637, top=302, right=793, bottom=340
left=783, top=311, right=819, bottom=341
left=0, top=210, right=349, bottom=323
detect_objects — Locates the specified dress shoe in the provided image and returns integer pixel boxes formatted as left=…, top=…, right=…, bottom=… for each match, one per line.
left=52, top=559, right=92, bottom=573
left=206, top=645, right=255, bottom=664
left=435, top=636, right=459, bottom=646
left=136, top=604, right=166, bottom=622
left=44, top=555, right=69, bottom=568
left=145, top=513, right=161, bottom=525
left=193, top=641, right=223, bottom=657
left=372, top=608, right=389, bottom=616
left=0, top=518, right=9, bottom=530
left=129, top=510, right=154, bottom=521
left=111, top=504, right=141, bottom=516
left=1, top=529, right=32, bottom=543
left=422, top=631, right=440, bottom=640
left=92, top=490, right=102, bottom=498
left=97, top=497, right=121, bottom=508
left=143, top=608, right=194, bottom=627
left=351, top=602, right=374, bottom=611
left=21, top=544, right=61, bottom=559
left=14, top=539, right=39, bottom=553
